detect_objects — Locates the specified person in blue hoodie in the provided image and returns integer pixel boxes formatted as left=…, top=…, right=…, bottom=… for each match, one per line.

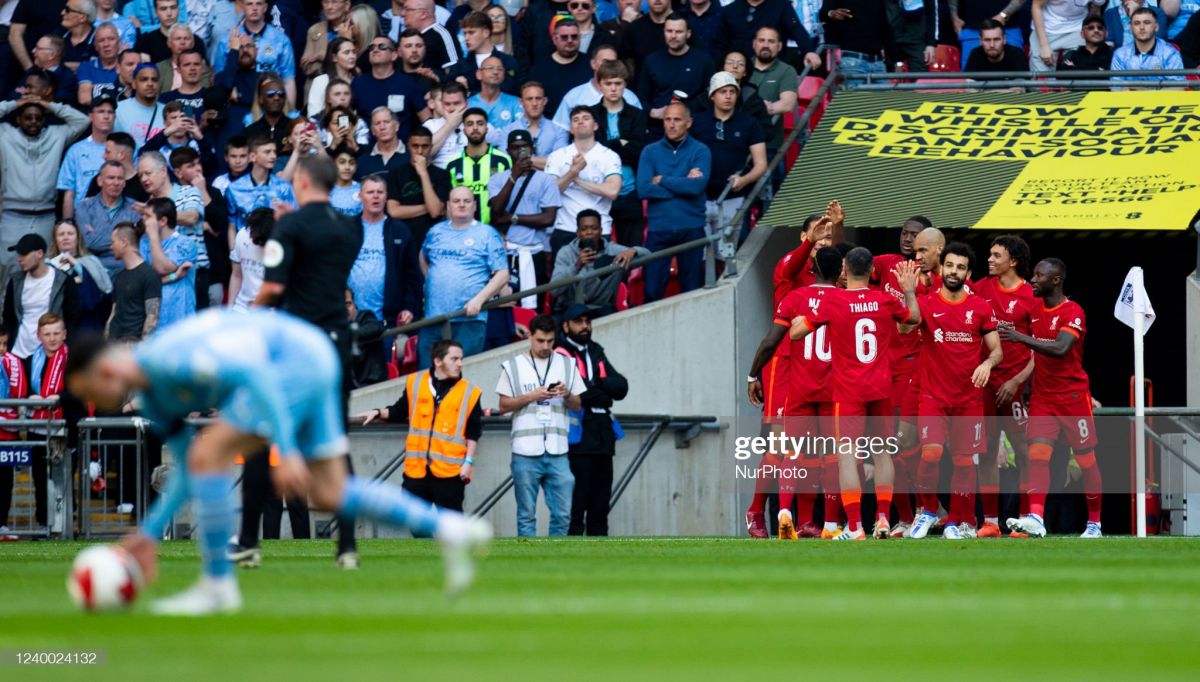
left=635, top=100, right=711, bottom=303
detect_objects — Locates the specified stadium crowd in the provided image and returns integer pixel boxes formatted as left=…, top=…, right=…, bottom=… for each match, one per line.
left=0, top=0, right=1187, bottom=537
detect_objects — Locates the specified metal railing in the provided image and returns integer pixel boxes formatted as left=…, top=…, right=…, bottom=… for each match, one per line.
left=378, top=57, right=840, bottom=346
left=1095, top=407, right=1200, bottom=478
left=0, top=398, right=68, bottom=538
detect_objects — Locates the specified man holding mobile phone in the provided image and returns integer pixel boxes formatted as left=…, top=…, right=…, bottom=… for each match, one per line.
left=497, top=314, right=584, bottom=536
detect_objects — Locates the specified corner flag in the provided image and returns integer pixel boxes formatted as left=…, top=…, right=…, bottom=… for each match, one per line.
left=1114, top=267, right=1155, bottom=334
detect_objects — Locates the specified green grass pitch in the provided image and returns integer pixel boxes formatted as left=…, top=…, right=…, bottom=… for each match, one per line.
left=3, top=537, right=1199, bottom=680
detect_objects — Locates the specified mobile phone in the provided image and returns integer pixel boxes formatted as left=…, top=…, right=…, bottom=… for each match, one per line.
left=548, top=381, right=562, bottom=390
left=517, top=146, right=531, bottom=160
left=338, top=114, right=349, bottom=128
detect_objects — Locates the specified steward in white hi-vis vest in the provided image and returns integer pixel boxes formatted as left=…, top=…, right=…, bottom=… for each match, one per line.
left=497, top=351, right=583, bottom=455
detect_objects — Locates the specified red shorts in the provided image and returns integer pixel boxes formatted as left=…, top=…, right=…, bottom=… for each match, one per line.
left=761, top=355, right=790, bottom=421
left=782, top=401, right=835, bottom=437
left=983, top=380, right=1029, bottom=440
left=833, top=398, right=894, bottom=447
left=890, top=354, right=918, bottom=409
left=897, top=373, right=922, bottom=423
left=1026, top=391, right=1099, bottom=452
left=918, top=396, right=986, bottom=454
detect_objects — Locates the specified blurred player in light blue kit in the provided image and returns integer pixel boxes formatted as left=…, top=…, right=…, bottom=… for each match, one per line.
left=64, top=309, right=491, bottom=616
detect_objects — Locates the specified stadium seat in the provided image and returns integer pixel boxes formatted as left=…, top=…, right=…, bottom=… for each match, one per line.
left=512, top=306, right=536, bottom=329
left=396, top=335, right=418, bottom=377
left=930, top=45, right=962, bottom=73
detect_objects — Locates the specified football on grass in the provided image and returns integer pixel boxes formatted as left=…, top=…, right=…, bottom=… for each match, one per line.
left=67, top=545, right=142, bottom=611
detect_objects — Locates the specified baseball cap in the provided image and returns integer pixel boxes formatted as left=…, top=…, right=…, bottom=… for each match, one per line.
left=507, top=129, right=533, bottom=146
left=91, top=94, right=117, bottom=111
left=708, top=71, right=741, bottom=97
left=561, top=303, right=598, bottom=323
left=9, top=234, right=47, bottom=255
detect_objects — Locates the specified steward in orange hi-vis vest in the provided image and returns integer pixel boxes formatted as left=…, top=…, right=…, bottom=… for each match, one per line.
left=403, top=370, right=483, bottom=479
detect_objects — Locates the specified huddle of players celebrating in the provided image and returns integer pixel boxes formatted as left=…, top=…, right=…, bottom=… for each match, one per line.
left=746, top=202, right=1102, bottom=541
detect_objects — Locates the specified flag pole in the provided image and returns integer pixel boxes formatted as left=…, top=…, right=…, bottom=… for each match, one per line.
left=1133, top=268, right=1147, bottom=538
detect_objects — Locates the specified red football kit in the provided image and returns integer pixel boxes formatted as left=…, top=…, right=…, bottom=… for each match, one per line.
left=799, top=287, right=911, bottom=440
left=974, top=276, right=1037, bottom=429
left=774, top=284, right=836, bottom=430
left=916, top=289, right=998, bottom=453
left=1025, top=299, right=1098, bottom=451
left=762, top=238, right=818, bottom=419
left=886, top=269, right=942, bottom=419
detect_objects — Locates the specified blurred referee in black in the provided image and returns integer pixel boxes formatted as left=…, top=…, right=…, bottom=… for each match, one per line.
left=229, top=155, right=365, bottom=569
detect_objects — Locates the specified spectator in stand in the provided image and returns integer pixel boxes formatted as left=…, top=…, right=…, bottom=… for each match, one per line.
left=821, top=0, right=890, bottom=78
left=683, top=0, right=725, bottom=66
left=10, top=68, right=57, bottom=103
left=1032, top=0, right=1104, bottom=71
left=1111, top=7, right=1186, bottom=75
left=517, top=0, right=571, bottom=78
left=0, top=328, right=28, bottom=534
left=22, top=35, right=78, bottom=104
left=58, top=97, right=115, bottom=220
left=106, top=221, right=160, bottom=340
left=552, top=44, right=640, bottom=128
left=967, top=19, right=1034, bottom=72
left=122, top=0, right=187, bottom=35
left=496, top=313, right=584, bottom=537
left=138, top=150, right=209, bottom=299
left=620, top=0, right=670, bottom=73
left=114, top=64, right=165, bottom=148
left=345, top=2, right=382, bottom=54
left=1178, top=11, right=1200, bottom=67
left=211, top=0, right=296, bottom=105
left=719, top=0, right=820, bottom=69
left=639, top=14, right=715, bottom=129
left=747, top=27, right=797, bottom=177
left=227, top=207, right=272, bottom=311
left=447, top=108, right=512, bottom=224
left=158, top=48, right=209, bottom=118
left=551, top=210, right=646, bottom=317
left=307, top=37, right=359, bottom=119
left=77, top=161, right=141, bottom=275
left=588, top=61, right=647, bottom=247
left=242, top=73, right=300, bottom=153
left=690, top=71, right=766, bottom=252
left=546, top=106, right=622, bottom=254
left=426, top=81, right=474, bottom=168
left=886, top=0, right=937, bottom=73
left=331, top=147, right=361, bottom=217
left=1103, top=0, right=1168, bottom=48
left=61, top=0, right=97, bottom=69
left=468, top=55, right=523, bottom=126
left=406, top=0, right=461, bottom=72
left=140, top=100, right=214, bottom=171
left=213, top=136, right=248, bottom=194
left=171, top=146, right=228, bottom=307
left=557, top=303, right=629, bottom=535
left=344, top=288, right=388, bottom=388
left=636, top=101, right=710, bottom=302
left=722, top=50, right=770, bottom=133
left=156, top=27, right=211, bottom=95
left=138, top=197, right=196, bottom=328
left=211, top=20, right=260, bottom=125
left=76, top=24, right=123, bottom=106
left=356, top=107, right=410, bottom=179
left=352, top=174, right=421, bottom=330
left=0, top=95, right=89, bottom=299
left=398, top=27, right=444, bottom=97
left=1060, top=15, right=1115, bottom=69
left=3, top=234, right=80, bottom=359
left=488, top=129, right=562, bottom=302
left=300, top=0, right=352, bottom=80
left=20, top=313, right=70, bottom=531
left=453, top=11, right=519, bottom=95
left=1167, top=0, right=1199, bottom=37
left=569, top=0, right=601, bottom=53
left=225, top=135, right=296, bottom=237
left=48, top=220, right=112, bottom=332
left=94, top=0, right=137, bottom=50
left=492, top=81, right=568, bottom=169
left=527, top=18, right=593, bottom=116
left=314, top=82, right=369, bottom=151
left=83, top=132, right=148, bottom=203
left=8, top=0, right=69, bottom=78
left=952, top=0, right=1026, bottom=69
left=351, top=35, right=429, bottom=139
left=386, top=126, right=450, bottom=243
left=418, top=186, right=508, bottom=367
left=598, top=0, right=640, bottom=51
left=134, top=0, right=198, bottom=65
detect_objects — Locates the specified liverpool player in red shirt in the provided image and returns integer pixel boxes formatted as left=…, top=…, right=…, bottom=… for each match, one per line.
left=908, top=243, right=1003, bottom=540
left=791, top=249, right=920, bottom=540
left=748, top=248, right=842, bottom=539
left=973, top=236, right=1037, bottom=537
left=1001, top=258, right=1103, bottom=538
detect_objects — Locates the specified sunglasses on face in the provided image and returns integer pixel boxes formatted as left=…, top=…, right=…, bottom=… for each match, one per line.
left=557, top=34, right=580, bottom=41
left=369, top=43, right=394, bottom=51
left=264, top=89, right=286, bottom=97
left=569, top=2, right=592, bottom=9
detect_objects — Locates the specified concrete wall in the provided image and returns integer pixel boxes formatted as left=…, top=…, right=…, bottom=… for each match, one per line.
left=346, top=226, right=801, bottom=536
left=1188, top=275, right=1200, bottom=409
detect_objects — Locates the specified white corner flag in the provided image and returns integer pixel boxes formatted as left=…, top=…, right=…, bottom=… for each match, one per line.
left=1114, top=267, right=1155, bottom=334
left=1115, top=266, right=1154, bottom=537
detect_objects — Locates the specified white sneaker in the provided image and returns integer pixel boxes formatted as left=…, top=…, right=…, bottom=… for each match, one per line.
left=888, top=521, right=911, bottom=539
left=336, top=551, right=359, bottom=570
left=116, top=503, right=134, bottom=515
left=908, top=511, right=938, bottom=539
left=437, top=516, right=493, bottom=598
left=0, top=525, right=9, bottom=533
left=150, top=576, right=242, bottom=616
left=943, top=524, right=963, bottom=539
left=957, top=523, right=977, bottom=539
left=832, top=527, right=865, bottom=541
left=1080, top=522, right=1103, bottom=538
left=1006, top=514, right=1047, bottom=538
